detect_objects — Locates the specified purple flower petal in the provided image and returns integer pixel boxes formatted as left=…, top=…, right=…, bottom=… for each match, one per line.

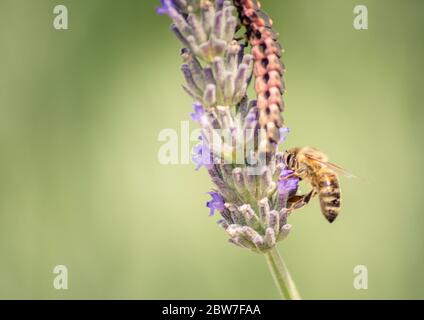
left=206, top=192, right=225, bottom=216
left=156, top=0, right=173, bottom=16
left=278, top=169, right=299, bottom=196
left=279, top=127, right=290, bottom=144
left=190, top=102, right=205, bottom=123
left=192, top=138, right=213, bottom=170
left=244, top=108, right=258, bottom=126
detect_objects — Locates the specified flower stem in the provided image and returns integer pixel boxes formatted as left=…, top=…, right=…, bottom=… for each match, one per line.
left=264, top=247, right=301, bottom=300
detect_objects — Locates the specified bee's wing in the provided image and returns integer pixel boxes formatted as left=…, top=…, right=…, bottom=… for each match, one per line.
left=323, top=162, right=357, bottom=178
left=304, top=154, right=357, bottom=178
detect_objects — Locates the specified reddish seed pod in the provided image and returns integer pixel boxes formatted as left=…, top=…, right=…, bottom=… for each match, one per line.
left=233, top=0, right=286, bottom=152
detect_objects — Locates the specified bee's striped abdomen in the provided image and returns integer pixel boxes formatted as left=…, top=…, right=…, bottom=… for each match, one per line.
left=233, top=0, right=285, bottom=150
left=316, top=171, right=341, bottom=223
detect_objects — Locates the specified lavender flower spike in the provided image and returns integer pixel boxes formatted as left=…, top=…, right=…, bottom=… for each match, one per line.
left=159, top=0, right=305, bottom=300
left=158, top=0, right=305, bottom=254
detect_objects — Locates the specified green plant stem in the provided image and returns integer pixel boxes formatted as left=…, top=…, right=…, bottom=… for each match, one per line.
left=264, top=247, right=301, bottom=300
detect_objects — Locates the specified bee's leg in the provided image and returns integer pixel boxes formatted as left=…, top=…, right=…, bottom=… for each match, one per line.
left=287, top=189, right=316, bottom=211
left=280, top=168, right=306, bottom=181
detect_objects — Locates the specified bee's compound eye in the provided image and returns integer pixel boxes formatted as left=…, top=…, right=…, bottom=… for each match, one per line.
left=286, top=153, right=294, bottom=168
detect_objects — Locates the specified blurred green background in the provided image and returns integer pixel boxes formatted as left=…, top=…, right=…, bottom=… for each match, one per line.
left=0, top=0, right=423, bottom=299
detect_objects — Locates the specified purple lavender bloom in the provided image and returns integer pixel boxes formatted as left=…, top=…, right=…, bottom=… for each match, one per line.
left=158, top=0, right=301, bottom=252
left=190, top=102, right=205, bottom=123
left=279, top=127, right=290, bottom=144
left=206, top=192, right=225, bottom=216
left=278, top=169, right=299, bottom=196
left=156, top=0, right=173, bottom=16
left=192, top=139, right=213, bottom=170
left=245, top=109, right=257, bottom=126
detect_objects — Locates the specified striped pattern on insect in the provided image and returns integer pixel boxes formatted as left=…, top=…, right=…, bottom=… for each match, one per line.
left=233, top=0, right=285, bottom=152
left=282, top=147, right=354, bottom=223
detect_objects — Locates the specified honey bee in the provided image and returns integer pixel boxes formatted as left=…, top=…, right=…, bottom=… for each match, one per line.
left=282, top=147, right=353, bottom=223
